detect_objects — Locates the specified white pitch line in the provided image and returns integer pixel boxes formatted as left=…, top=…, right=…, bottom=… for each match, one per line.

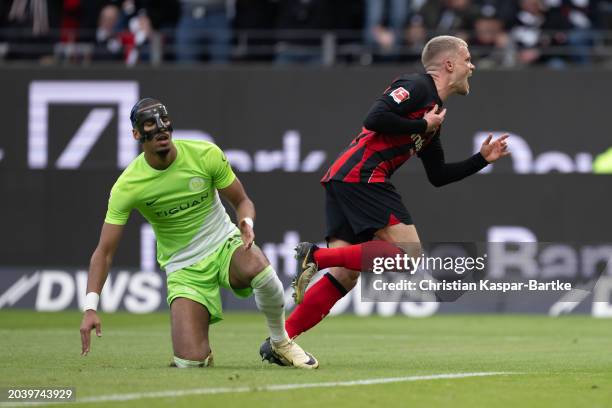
left=0, top=371, right=518, bottom=406
left=82, top=371, right=518, bottom=402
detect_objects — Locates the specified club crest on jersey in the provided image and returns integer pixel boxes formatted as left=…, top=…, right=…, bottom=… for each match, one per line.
left=390, top=87, right=410, bottom=104
left=188, top=177, right=205, bottom=192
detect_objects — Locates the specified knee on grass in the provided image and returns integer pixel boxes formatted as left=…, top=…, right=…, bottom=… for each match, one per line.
left=174, top=344, right=212, bottom=364
left=173, top=349, right=213, bottom=368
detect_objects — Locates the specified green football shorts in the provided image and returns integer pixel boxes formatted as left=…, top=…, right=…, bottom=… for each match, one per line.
left=166, top=232, right=252, bottom=324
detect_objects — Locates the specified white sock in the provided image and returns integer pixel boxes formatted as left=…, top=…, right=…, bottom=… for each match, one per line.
left=251, top=266, right=289, bottom=343
left=173, top=355, right=212, bottom=368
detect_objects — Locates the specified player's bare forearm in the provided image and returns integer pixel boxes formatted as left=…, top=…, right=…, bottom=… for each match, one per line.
left=86, top=248, right=112, bottom=294
left=234, top=198, right=256, bottom=248
left=86, top=223, right=124, bottom=294
left=234, top=197, right=255, bottom=223
left=219, top=178, right=256, bottom=248
left=81, top=223, right=122, bottom=355
left=219, top=178, right=256, bottom=222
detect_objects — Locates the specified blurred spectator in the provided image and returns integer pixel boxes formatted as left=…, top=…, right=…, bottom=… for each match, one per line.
left=59, top=0, right=82, bottom=43
left=175, top=0, right=232, bottom=63
left=7, top=0, right=51, bottom=36
left=329, top=0, right=365, bottom=63
left=596, top=0, right=612, bottom=31
left=96, top=0, right=179, bottom=64
left=470, top=5, right=516, bottom=67
left=93, top=4, right=123, bottom=61
left=364, top=0, right=411, bottom=61
left=510, top=0, right=547, bottom=65
left=233, top=0, right=278, bottom=61
left=509, top=0, right=595, bottom=67
left=1, top=0, right=62, bottom=60
left=126, top=10, right=154, bottom=63
left=476, top=0, right=518, bottom=28
left=0, top=0, right=611, bottom=66
left=331, top=0, right=364, bottom=32
left=417, top=0, right=480, bottom=38
left=275, top=0, right=333, bottom=65
left=403, top=0, right=479, bottom=64
left=140, top=0, right=180, bottom=33
left=403, top=13, right=428, bottom=59
left=90, top=1, right=152, bottom=64
left=543, top=0, right=596, bottom=66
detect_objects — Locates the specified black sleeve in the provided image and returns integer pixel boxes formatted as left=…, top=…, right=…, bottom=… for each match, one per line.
left=363, top=79, right=429, bottom=135
left=418, top=135, right=489, bottom=187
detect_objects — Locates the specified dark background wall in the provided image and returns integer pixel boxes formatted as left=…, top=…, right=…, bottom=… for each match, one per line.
left=0, top=67, right=610, bottom=314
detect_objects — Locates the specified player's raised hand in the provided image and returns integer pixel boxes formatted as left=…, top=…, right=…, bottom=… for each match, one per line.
left=423, top=104, right=446, bottom=133
left=80, top=310, right=102, bottom=356
left=480, top=133, right=510, bottom=163
left=239, top=219, right=255, bottom=250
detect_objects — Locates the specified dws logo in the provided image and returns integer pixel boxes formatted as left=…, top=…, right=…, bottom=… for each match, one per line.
left=0, top=270, right=162, bottom=313
left=28, top=81, right=140, bottom=169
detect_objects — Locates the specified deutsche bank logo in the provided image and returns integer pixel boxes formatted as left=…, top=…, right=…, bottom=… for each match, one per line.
left=28, top=81, right=139, bottom=169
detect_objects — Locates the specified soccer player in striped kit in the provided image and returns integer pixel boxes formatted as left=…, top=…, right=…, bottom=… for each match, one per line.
left=261, top=35, right=510, bottom=365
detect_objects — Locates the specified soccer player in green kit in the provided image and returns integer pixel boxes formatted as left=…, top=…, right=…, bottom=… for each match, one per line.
left=79, top=98, right=318, bottom=369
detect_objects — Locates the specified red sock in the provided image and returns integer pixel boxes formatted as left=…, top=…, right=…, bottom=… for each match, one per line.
left=313, top=241, right=405, bottom=271
left=286, top=273, right=347, bottom=339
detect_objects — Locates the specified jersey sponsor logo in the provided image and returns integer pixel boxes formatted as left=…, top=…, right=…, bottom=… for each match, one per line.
left=390, top=87, right=410, bottom=104
left=154, top=194, right=209, bottom=217
left=188, top=177, right=205, bottom=192
left=411, top=134, right=424, bottom=151
left=145, top=198, right=160, bottom=206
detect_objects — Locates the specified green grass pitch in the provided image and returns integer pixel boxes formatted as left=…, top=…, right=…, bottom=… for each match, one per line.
left=1, top=311, right=611, bottom=407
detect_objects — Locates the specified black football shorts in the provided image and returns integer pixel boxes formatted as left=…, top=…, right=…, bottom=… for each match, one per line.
left=323, top=180, right=413, bottom=244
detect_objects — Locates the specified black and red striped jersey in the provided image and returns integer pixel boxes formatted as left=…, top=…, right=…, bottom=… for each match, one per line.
left=322, top=73, right=442, bottom=184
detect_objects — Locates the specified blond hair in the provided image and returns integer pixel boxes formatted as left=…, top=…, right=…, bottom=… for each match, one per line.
left=421, top=35, right=468, bottom=70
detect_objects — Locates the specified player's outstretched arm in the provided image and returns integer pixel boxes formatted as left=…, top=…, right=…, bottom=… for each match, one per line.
left=80, top=223, right=124, bottom=356
left=419, top=133, right=509, bottom=187
left=219, top=178, right=256, bottom=249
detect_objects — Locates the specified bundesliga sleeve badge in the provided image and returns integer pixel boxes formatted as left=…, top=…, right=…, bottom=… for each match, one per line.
left=390, top=87, right=410, bottom=104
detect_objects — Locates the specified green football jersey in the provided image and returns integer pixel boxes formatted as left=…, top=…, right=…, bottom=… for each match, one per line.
left=105, top=139, right=239, bottom=274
